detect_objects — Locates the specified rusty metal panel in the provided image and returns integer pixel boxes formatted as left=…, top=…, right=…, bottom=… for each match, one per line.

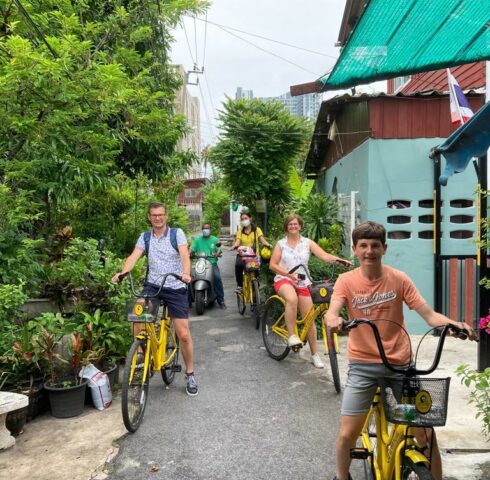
left=369, top=96, right=484, bottom=139
left=396, top=62, right=486, bottom=94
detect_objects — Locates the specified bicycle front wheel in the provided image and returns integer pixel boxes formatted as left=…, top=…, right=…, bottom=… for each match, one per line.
left=327, top=327, right=341, bottom=393
left=262, top=296, right=290, bottom=360
left=121, top=338, right=151, bottom=433
left=402, top=458, right=432, bottom=479
left=161, top=322, right=180, bottom=385
left=251, top=278, right=261, bottom=330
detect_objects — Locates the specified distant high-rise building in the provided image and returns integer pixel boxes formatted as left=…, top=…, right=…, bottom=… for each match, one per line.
left=235, top=86, right=254, bottom=100
left=260, top=91, right=322, bottom=120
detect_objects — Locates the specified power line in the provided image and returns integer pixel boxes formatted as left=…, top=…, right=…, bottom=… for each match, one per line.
left=202, top=11, right=208, bottom=67
left=182, top=21, right=196, bottom=65
left=192, top=15, right=338, bottom=59
left=213, top=23, right=322, bottom=77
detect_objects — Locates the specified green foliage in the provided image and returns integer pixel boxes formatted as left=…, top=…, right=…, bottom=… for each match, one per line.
left=0, top=283, right=28, bottom=323
left=289, top=169, right=314, bottom=207
left=456, top=365, right=490, bottom=440
left=202, top=179, right=230, bottom=233
left=208, top=98, right=311, bottom=219
left=318, top=224, right=344, bottom=256
left=79, top=309, right=131, bottom=362
left=44, top=238, right=132, bottom=313
left=299, top=193, right=344, bottom=243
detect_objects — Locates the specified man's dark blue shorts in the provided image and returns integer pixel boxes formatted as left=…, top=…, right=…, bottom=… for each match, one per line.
left=142, top=283, right=189, bottom=319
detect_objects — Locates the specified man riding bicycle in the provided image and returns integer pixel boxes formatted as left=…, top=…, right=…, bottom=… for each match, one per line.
left=324, top=221, right=476, bottom=480
left=112, top=202, right=198, bottom=397
left=190, top=222, right=226, bottom=309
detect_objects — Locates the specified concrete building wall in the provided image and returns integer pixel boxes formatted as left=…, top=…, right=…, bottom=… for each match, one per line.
left=318, top=138, right=479, bottom=333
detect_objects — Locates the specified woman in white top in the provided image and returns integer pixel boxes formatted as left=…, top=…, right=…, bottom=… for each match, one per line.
left=269, top=214, right=351, bottom=368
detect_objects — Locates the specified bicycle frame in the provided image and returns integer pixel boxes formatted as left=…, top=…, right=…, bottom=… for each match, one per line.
left=134, top=315, right=178, bottom=373
left=242, top=269, right=258, bottom=305
left=268, top=296, right=338, bottom=353
left=360, top=390, right=429, bottom=480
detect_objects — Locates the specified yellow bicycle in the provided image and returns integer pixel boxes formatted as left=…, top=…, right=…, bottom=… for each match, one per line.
left=120, top=272, right=181, bottom=432
left=346, top=319, right=469, bottom=479
left=236, top=250, right=261, bottom=329
left=261, top=264, right=342, bottom=393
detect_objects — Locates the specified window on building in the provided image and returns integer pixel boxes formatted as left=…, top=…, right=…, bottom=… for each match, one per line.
left=450, top=199, right=474, bottom=208
left=393, top=75, right=410, bottom=92
left=450, top=215, right=474, bottom=224
left=387, top=200, right=411, bottom=209
left=419, top=215, right=434, bottom=223
left=185, top=189, right=198, bottom=198
left=450, top=230, right=473, bottom=239
left=387, top=215, right=411, bottom=224
left=387, top=231, right=411, bottom=240
left=418, top=231, right=434, bottom=239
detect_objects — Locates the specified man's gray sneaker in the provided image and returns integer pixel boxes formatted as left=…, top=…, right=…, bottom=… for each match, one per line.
left=185, top=373, right=198, bottom=396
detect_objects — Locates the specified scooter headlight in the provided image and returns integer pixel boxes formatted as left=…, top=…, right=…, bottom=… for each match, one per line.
left=195, top=258, right=206, bottom=275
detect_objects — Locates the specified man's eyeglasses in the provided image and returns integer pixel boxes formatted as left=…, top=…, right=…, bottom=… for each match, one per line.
left=150, top=214, right=167, bottom=218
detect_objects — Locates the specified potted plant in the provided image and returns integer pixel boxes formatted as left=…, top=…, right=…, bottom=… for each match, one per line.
left=37, top=329, right=87, bottom=418
left=79, top=309, right=131, bottom=390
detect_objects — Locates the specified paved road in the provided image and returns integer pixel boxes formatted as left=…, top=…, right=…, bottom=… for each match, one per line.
left=108, top=250, right=359, bottom=480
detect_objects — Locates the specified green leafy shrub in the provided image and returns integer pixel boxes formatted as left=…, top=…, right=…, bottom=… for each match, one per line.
left=456, top=364, right=490, bottom=440
left=0, top=283, right=28, bottom=324
left=202, top=179, right=230, bottom=233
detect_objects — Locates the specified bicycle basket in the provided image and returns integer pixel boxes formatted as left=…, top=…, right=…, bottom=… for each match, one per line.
left=243, top=256, right=260, bottom=271
left=379, top=377, right=450, bottom=427
left=308, top=281, right=333, bottom=304
left=126, top=300, right=160, bottom=323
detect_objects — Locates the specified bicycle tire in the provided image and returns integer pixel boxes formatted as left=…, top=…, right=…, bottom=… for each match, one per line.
left=402, top=458, right=432, bottom=479
left=327, top=327, right=341, bottom=393
left=360, top=405, right=378, bottom=479
left=161, top=322, right=180, bottom=385
left=121, top=338, right=150, bottom=433
left=252, top=278, right=261, bottom=329
left=262, top=296, right=290, bottom=361
left=236, top=291, right=246, bottom=315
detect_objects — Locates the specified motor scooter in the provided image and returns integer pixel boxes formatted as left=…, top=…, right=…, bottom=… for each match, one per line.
left=190, top=252, right=221, bottom=315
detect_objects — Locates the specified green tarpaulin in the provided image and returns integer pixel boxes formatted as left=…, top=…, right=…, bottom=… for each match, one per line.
left=321, top=0, right=490, bottom=91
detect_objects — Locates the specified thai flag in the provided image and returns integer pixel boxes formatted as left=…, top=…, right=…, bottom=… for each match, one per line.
left=447, top=69, right=473, bottom=125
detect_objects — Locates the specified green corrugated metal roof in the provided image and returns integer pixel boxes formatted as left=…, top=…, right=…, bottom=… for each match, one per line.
left=321, top=0, right=490, bottom=91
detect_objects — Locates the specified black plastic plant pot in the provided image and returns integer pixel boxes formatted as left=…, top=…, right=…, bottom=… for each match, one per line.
left=6, top=406, right=28, bottom=437
left=44, top=378, right=88, bottom=418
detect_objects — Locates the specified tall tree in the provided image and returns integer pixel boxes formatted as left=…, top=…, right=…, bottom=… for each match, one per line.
left=0, top=0, right=206, bottom=233
left=208, top=98, right=311, bottom=218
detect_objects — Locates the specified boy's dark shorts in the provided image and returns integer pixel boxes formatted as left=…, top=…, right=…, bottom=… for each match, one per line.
left=142, top=283, right=189, bottom=319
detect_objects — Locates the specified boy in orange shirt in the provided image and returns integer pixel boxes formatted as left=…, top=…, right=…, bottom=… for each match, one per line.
left=324, top=221, right=475, bottom=480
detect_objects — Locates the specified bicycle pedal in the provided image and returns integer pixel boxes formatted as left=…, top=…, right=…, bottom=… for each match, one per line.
left=350, top=448, right=372, bottom=460
left=172, top=364, right=182, bottom=372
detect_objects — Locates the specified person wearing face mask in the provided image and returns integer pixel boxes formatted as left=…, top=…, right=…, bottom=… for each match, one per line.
left=190, top=223, right=226, bottom=309
left=230, top=211, right=273, bottom=292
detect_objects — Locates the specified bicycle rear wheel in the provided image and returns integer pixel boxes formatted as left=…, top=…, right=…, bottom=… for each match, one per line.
left=121, top=338, right=151, bottom=433
left=236, top=290, right=246, bottom=315
left=327, top=327, right=341, bottom=393
left=161, top=322, right=179, bottom=385
left=262, top=296, right=290, bottom=360
left=402, top=458, right=432, bottom=479
left=251, top=278, right=261, bottom=330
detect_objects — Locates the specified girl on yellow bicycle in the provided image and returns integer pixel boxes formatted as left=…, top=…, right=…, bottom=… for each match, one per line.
left=269, top=214, right=351, bottom=368
left=230, top=211, right=273, bottom=292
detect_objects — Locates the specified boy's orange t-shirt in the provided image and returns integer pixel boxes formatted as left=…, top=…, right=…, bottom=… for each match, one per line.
left=332, top=265, right=426, bottom=365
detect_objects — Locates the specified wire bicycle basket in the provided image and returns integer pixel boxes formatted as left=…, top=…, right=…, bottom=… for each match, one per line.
left=379, top=376, right=451, bottom=427
left=126, top=299, right=160, bottom=323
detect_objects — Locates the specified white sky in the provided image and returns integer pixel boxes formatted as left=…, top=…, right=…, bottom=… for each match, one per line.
left=170, top=0, right=385, bottom=146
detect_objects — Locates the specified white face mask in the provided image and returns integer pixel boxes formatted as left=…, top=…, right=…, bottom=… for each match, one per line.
left=202, top=229, right=210, bottom=237
left=241, top=219, right=251, bottom=228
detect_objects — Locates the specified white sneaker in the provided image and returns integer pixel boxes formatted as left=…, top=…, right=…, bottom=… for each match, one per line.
left=287, top=334, right=303, bottom=348
left=311, top=353, right=325, bottom=369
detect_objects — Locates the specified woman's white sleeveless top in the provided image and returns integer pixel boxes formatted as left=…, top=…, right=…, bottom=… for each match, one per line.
left=274, top=236, right=311, bottom=287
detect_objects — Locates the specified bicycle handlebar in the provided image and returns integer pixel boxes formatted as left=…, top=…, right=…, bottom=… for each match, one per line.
left=343, top=319, right=470, bottom=376
left=117, top=271, right=184, bottom=298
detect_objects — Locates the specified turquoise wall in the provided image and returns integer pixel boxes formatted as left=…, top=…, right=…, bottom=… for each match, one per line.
left=319, top=138, right=479, bottom=333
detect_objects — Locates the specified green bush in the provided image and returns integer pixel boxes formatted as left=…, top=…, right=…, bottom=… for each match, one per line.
left=456, top=365, right=490, bottom=440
